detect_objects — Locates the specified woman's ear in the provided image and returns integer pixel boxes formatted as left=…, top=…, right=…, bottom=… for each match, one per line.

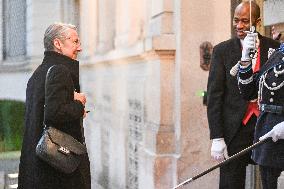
left=53, top=38, right=62, bottom=50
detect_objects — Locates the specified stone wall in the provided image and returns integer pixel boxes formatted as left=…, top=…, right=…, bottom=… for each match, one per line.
left=79, top=0, right=232, bottom=188
left=0, top=0, right=271, bottom=188
left=81, top=52, right=176, bottom=188
left=176, top=0, right=231, bottom=188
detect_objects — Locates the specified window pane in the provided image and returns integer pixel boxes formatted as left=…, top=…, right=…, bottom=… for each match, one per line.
left=3, top=0, right=26, bottom=61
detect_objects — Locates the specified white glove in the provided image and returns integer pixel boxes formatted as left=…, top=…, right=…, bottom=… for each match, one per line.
left=211, top=138, right=229, bottom=162
left=241, top=32, right=257, bottom=61
left=259, top=121, right=284, bottom=142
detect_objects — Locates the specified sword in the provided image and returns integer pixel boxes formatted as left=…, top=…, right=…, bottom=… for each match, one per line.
left=248, top=0, right=257, bottom=57
left=173, top=138, right=270, bottom=189
left=249, top=0, right=254, bottom=33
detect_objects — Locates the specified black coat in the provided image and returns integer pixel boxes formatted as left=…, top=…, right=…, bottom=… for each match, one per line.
left=238, top=50, right=284, bottom=169
left=18, top=51, right=89, bottom=189
left=207, top=35, right=280, bottom=146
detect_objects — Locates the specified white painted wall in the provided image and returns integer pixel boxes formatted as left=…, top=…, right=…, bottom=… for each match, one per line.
left=0, top=72, right=31, bottom=101
left=263, top=0, right=284, bottom=26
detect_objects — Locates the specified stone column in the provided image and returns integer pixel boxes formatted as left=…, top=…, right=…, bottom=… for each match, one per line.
left=0, top=171, right=4, bottom=189
left=79, top=0, right=98, bottom=59
left=141, top=0, right=177, bottom=188
left=143, top=50, right=176, bottom=189
left=0, top=0, right=3, bottom=62
left=114, top=0, right=130, bottom=48
left=61, top=0, right=80, bottom=27
left=96, top=0, right=116, bottom=53
left=177, top=0, right=231, bottom=188
left=26, top=0, right=61, bottom=67
left=81, top=0, right=177, bottom=188
left=263, top=0, right=284, bottom=26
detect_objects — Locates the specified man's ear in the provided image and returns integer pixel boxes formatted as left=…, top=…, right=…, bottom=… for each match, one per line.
left=255, top=17, right=261, bottom=27
left=53, top=38, right=62, bottom=50
left=254, top=17, right=262, bottom=31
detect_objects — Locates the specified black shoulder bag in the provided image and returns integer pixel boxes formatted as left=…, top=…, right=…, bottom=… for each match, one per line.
left=36, top=65, right=87, bottom=174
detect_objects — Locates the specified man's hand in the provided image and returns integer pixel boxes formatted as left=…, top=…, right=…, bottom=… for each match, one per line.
left=211, top=138, right=229, bottom=162
left=259, top=121, right=284, bottom=142
left=74, top=91, right=86, bottom=105
left=241, top=32, right=257, bottom=61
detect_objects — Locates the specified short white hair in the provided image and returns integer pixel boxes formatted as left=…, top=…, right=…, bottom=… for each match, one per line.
left=43, top=22, right=77, bottom=51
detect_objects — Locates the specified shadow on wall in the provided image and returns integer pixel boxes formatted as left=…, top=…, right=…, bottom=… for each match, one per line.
left=0, top=99, right=24, bottom=152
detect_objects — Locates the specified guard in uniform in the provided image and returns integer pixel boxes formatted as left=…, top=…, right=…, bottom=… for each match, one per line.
left=238, top=35, right=284, bottom=189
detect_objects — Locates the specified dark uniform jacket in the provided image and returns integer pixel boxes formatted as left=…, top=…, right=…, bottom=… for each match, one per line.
left=207, top=35, right=280, bottom=147
left=238, top=48, right=284, bottom=169
left=18, top=51, right=90, bottom=189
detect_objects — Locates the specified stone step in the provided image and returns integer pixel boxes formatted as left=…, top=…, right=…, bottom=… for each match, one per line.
left=5, top=173, right=18, bottom=189
left=0, top=171, right=4, bottom=189
left=0, top=172, right=19, bottom=189
left=0, top=151, right=20, bottom=189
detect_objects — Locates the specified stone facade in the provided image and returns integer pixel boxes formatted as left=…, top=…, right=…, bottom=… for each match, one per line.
left=1, top=0, right=284, bottom=189
left=80, top=0, right=231, bottom=188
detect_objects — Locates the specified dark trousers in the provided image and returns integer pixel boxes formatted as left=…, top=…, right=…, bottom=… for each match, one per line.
left=259, top=166, right=282, bottom=189
left=219, top=160, right=247, bottom=189
left=219, top=116, right=256, bottom=189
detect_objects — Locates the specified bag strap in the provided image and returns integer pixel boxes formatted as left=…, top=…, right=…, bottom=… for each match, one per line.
left=43, top=65, right=86, bottom=144
left=43, top=65, right=56, bottom=128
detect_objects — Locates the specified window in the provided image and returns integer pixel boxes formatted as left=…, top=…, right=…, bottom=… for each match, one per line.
left=2, top=0, right=26, bottom=61
left=61, top=0, right=80, bottom=30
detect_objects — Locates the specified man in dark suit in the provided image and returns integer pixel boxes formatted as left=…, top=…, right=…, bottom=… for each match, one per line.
left=207, top=1, right=280, bottom=188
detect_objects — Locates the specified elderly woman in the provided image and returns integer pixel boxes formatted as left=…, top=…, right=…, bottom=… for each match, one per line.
left=18, top=23, right=90, bottom=189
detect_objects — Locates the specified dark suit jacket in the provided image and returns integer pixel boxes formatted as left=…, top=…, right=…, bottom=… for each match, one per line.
left=207, top=35, right=280, bottom=146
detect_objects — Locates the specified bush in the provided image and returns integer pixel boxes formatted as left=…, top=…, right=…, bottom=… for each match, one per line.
left=0, top=99, right=24, bottom=152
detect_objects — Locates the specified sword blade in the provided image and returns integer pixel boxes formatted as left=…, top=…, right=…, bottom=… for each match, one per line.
left=173, top=138, right=270, bottom=188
